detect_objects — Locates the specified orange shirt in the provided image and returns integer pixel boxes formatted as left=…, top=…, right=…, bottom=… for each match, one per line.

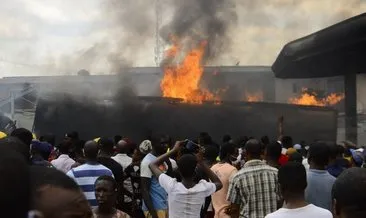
left=211, top=163, right=238, bottom=218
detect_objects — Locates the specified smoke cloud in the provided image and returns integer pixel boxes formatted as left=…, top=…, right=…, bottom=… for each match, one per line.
left=160, top=0, right=237, bottom=64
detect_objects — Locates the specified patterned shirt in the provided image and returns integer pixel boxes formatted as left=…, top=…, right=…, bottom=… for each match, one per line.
left=227, top=160, right=280, bottom=218
left=67, top=162, right=113, bottom=207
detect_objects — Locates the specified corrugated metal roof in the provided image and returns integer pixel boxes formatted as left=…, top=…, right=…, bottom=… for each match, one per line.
left=0, top=66, right=272, bottom=84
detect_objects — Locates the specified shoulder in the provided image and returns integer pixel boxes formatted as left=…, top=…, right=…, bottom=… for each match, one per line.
left=308, top=204, right=333, bottom=217
left=141, top=154, right=154, bottom=164
left=264, top=210, right=282, bottom=218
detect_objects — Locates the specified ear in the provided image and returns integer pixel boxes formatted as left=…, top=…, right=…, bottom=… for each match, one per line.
left=332, top=199, right=341, bottom=217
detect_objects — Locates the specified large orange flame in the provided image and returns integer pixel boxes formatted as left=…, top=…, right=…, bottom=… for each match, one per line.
left=160, top=38, right=219, bottom=104
left=289, top=90, right=344, bottom=106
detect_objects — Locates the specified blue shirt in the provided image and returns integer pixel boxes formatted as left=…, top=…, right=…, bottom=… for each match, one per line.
left=67, top=162, right=113, bottom=207
left=140, top=153, right=168, bottom=211
left=305, top=169, right=336, bottom=211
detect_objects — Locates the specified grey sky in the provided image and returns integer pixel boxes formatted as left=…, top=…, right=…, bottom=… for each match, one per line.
left=0, top=0, right=366, bottom=77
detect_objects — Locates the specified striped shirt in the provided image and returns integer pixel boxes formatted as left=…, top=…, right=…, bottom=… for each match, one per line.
left=227, top=160, right=280, bottom=218
left=67, top=162, right=113, bottom=207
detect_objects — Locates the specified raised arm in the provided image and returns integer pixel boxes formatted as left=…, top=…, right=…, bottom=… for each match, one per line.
left=149, top=141, right=182, bottom=178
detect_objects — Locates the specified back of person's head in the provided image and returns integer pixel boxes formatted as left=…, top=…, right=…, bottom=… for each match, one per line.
left=84, top=140, right=99, bottom=160
left=261, top=136, right=270, bottom=146
left=31, top=140, right=52, bottom=160
left=203, top=144, right=220, bottom=163
left=0, top=148, right=30, bottom=218
left=281, top=136, right=293, bottom=149
left=278, top=162, right=307, bottom=197
left=332, top=168, right=366, bottom=218
left=98, top=137, right=114, bottom=154
left=199, top=132, right=212, bottom=145
left=266, top=141, right=282, bottom=161
left=0, top=136, right=30, bottom=162
left=308, top=141, right=330, bottom=167
left=222, top=134, right=232, bottom=143
left=329, top=143, right=339, bottom=160
left=30, top=166, right=92, bottom=218
left=245, top=139, right=262, bottom=160
left=11, top=128, right=33, bottom=146
left=288, top=151, right=303, bottom=163
left=114, top=135, right=122, bottom=145
left=58, top=140, right=72, bottom=155
left=177, top=154, right=197, bottom=178
left=219, top=142, right=236, bottom=161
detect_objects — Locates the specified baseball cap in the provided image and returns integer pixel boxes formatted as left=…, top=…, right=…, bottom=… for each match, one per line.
left=31, top=140, right=52, bottom=154
left=350, top=149, right=364, bottom=167
left=139, top=140, right=152, bottom=154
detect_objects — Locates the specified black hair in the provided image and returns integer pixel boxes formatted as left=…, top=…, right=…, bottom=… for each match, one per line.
left=261, top=136, right=270, bottom=146
left=329, top=143, right=339, bottom=160
left=281, top=136, right=293, bottom=149
left=58, top=140, right=72, bottom=154
left=11, top=128, right=33, bottom=146
left=95, top=175, right=117, bottom=191
left=114, top=135, right=122, bottom=145
left=220, top=142, right=236, bottom=160
left=245, top=139, right=262, bottom=159
left=84, top=141, right=99, bottom=160
left=0, top=148, right=30, bottom=218
left=266, top=141, right=282, bottom=161
left=177, top=154, right=197, bottom=178
left=66, top=131, right=79, bottom=140
left=288, top=152, right=303, bottom=164
left=222, top=135, right=232, bottom=143
left=279, top=162, right=307, bottom=195
left=30, top=166, right=79, bottom=191
left=203, top=145, right=220, bottom=162
left=332, top=168, right=366, bottom=218
left=98, top=137, right=114, bottom=153
left=199, top=132, right=213, bottom=145
left=308, top=141, right=330, bottom=167
left=0, top=136, right=30, bottom=162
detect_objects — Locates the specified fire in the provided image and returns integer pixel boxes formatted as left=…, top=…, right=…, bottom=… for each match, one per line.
left=160, top=37, right=219, bottom=104
left=289, top=91, right=344, bottom=106
left=245, top=91, right=263, bottom=102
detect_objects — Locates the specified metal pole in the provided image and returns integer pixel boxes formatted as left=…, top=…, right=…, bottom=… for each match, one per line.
left=344, top=73, right=357, bottom=144
left=10, top=91, right=15, bottom=120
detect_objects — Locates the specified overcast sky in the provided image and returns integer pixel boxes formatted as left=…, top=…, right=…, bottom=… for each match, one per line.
left=1, top=0, right=366, bottom=77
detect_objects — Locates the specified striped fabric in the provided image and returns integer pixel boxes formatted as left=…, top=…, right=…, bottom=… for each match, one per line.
left=67, top=163, right=113, bottom=207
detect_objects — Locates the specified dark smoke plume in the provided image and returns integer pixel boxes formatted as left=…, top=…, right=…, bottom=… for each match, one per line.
left=161, top=0, right=237, bottom=64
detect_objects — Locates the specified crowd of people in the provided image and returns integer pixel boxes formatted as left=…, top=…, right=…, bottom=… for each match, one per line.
left=0, top=122, right=366, bottom=218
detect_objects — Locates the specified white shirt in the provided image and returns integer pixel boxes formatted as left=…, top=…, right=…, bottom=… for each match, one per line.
left=112, top=153, right=132, bottom=171
left=302, top=158, right=310, bottom=171
left=265, top=204, right=333, bottom=218
left=158, top=173, right=216, bottom=218
left=51, top=154, right=76, bottom=173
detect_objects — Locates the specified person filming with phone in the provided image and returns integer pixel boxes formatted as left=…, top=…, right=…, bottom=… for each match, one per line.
left=149, top=140, right=223, bottom=218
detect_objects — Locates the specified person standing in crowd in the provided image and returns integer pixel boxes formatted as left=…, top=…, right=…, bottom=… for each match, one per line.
left=0, top=136, right=31, bottom=163
left=125, top=140, right=152, bottom=218
left=30, top=140, right=53, bottom=167
left=265, top=162, right=332, bottom=218
left=265, top=141, right=282, bottom=169
left=305, top=142, right=336, bottom=211
left=288, top=151, right=303, bottom=164
left=0, top=148, right=30, bottom=218
left=149, top=141, right=223, bottom=218
left=11, top=127, right=33, bottom=147
left=51, top=140, right=75, bottom=173
left=67, top=140, right=113, bottom=207
left=97, top=137, right=133, bottom=214
left=93, top=176, right=130, bottom=218
left=332, top=168, right=366, bottom=218
left=140, top=136, right=170, bottom=218
left=30, top=166, right=92, bottom=218
left=227, top=139, right=280, bottom=218
left=211, top=142, right=238, bottom=218
left=112, top=139, right=133, bottom=214
left=327, top=144, right=345, bottom=178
